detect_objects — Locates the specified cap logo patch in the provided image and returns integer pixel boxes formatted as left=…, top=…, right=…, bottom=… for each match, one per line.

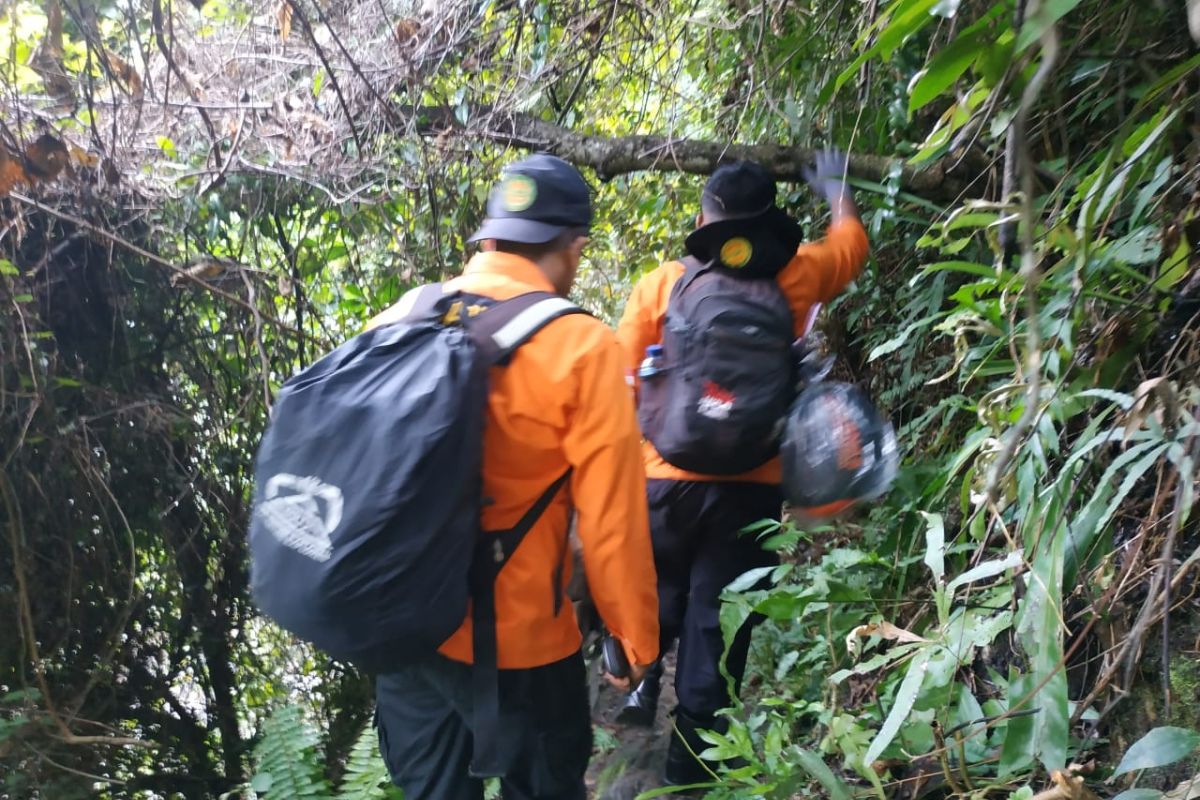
left=500, top=175, right=537, bottom=212
left=720, top=237, right=753, bottom=269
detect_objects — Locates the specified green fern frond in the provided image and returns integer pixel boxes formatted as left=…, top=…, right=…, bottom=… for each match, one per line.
left=334, top=720, right=401, bottom=800
left=252, top=705, right=335, bottom=800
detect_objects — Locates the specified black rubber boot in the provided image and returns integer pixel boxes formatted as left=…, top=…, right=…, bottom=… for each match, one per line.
left=663, top=708, right=720, bottom=787
left=616, top=661, right=662, bottom=727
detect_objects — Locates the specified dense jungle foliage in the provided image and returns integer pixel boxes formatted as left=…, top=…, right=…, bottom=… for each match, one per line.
left=2, top=0, right=1199, bottom=797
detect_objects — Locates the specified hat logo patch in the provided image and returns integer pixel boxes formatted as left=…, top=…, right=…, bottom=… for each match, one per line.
left=500, top=175, right=537, bottom=212
left=720, top=237, right=753, bottom=269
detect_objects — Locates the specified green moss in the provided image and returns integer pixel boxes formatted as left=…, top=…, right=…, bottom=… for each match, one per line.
left=1168, top=655, right=1200, bottom=730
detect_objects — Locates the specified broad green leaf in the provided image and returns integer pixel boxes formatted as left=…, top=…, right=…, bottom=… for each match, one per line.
left=1075, top=389, right=1134, bottom=410
left=918, top=261, right=1013, bottom=281
left=830, top=642, right=925, bottom=684
left=1112, top=727, right=1200, bottom=777
left=999, top=675, right=1036, bottom=775
left=909, top=31, right=987, bottom=114
left=790, top=747, right=855, bottom=800
left=1016, top=0, right=1084, bottom=52
left=954, top=683, right=991, bottom=761
left=1134, top=53, right=1200, bottom=114
left=867, top=312, right=943, bottom=361
left=947, top=551, right=1023, bottom=592
left=725, top=566, right=775, bottom=594
left=921, top=511, right=945, bottom=583
left=1017, top=528, right=1069, bottom=772
left=825, top=0, right=942, bottom=101
left=977, top=31, right=1016, bottom=87
left=0, top=259, right=16, bottom=276
left=775, top=650, right=800, bottom=682
left=864, top=650, right=930, bottom=767
left=1131, top=157, right=1174, bottom=226
left=1067, top=441, right=1170, bottom=583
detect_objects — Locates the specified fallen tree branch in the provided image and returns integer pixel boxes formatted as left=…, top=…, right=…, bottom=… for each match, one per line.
left=408, top=105, right=980, bottom=199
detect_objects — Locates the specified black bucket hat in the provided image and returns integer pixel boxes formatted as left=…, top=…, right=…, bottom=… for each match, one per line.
left=469, top=153, right=593, bottom=244
left=684, top=161, right=803, bottom=278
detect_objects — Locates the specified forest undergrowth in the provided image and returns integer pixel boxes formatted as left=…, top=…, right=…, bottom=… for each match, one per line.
left=2, top=0, right=1199, bottom=797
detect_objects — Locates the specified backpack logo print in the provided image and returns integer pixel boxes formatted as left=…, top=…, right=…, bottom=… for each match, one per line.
left=257, top=474, right=343, bottom=562
left=697, top=380, right=735, bottom=420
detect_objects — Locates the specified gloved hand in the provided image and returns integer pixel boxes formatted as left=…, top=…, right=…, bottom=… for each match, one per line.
left=802, top=148, right=850, bottom=203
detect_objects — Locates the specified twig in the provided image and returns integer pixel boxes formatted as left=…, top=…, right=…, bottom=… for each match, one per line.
left=240, top=270, right=273, bottom=414
left=0, top=469, right=153, bottom=751
left=983, top=2, right=1060, bottom=503
left=200, top=107, right=247, bottom=196
left=150, top=0, right=222, bottom=172
left=285, top=0, right=366, bottom=157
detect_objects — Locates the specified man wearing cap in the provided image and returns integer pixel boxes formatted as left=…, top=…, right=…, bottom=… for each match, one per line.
left=369, top=154, right=660, bottom=800
left=615, top=151, right=869, bottom=783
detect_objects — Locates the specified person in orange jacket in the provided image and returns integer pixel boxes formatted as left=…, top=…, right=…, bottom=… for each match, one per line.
left=370, top=154, right=660, bottom=800
left=615, top=152, right=869, bottom=783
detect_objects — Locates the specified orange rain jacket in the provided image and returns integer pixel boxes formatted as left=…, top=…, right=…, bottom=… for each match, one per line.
left=368, top=252, right=660, bottom=670
left=616, top=217, right=871, bottom=485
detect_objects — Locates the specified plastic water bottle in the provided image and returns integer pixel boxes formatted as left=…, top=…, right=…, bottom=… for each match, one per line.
left=638, top=344, right=664, bottom=380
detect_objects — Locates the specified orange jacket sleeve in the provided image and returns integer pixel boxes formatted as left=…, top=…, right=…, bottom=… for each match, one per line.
left=562, top=328, right=660, bottom=666
left=776, top=217, right=870, bottom=333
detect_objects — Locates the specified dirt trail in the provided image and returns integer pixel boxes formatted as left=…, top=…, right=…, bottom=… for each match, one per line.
left=585, top=651, right=688, bottom=800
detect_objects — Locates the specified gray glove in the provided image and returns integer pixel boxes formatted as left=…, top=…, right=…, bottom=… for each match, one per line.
left=802, top=149, right=850, bottom=203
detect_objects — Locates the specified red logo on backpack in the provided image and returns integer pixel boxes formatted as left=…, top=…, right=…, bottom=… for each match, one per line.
left=697, top=380, right=735, bottom=420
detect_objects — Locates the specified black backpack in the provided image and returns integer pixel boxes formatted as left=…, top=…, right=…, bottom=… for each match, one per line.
left=637, top=257, right=796, bottom=474
left=248, top=284, right=584, bottom=774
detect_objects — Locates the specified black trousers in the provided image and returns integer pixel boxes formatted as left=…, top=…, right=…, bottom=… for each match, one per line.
left=374, top=651, right=592, bottom=800
left=648, top=479, right=782, bottom=718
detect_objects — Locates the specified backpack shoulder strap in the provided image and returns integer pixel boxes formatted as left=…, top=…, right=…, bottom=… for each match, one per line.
left=467, top=291, right=589, bottom=365
left=362, top=282, right=444, bottom=330
left=406, top=282, right=446, bottom=318
left=674, top=255, right=712, bottom=295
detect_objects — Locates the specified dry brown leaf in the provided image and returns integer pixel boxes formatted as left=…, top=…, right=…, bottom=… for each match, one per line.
left=31, top=0, right=74, bottom=102
left=1162, top=768, right=1200, bottom=800
left=171, top=257, right=242, bottom=288
left=1124, top=376, right=1170, bottom=443
left=1029, top=770, right=1101, bottom=800
left=69, top=146, right=99, bottom=169
left=102, top=49, right=144, bottom=97
left=277, top=0, right=293, bottom=41
left=0, top=148, right=29, bottom=197
left=24, top=134, right=69, bottom=180
left=846, top=621, right=929, bottom=656
left=394, top=18, right=421, bottom=43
